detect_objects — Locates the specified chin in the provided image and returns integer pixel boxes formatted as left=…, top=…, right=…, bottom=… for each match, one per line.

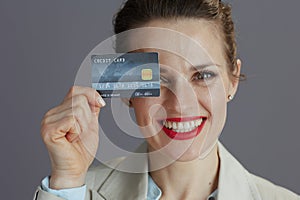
left=151, top=140, right=203, bottom=162
left=171, top=145, right=204, bottom=162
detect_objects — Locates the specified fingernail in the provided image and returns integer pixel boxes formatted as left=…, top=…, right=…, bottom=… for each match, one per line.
left=97, top=96, right=106, bottom=106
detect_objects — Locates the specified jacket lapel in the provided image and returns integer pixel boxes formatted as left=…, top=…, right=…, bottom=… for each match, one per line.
left=98, top=142, right=149, bottom=199
left=217, top=142, right=262, bottom=200
left=96, top=141, right=263, bottom=200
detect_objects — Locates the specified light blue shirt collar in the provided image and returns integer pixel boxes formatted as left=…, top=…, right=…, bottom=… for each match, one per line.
left=147, top=174, right=218, bottom=200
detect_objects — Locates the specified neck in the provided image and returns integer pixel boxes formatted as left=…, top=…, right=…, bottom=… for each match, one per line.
left=148, top=144, right=220, bottom=200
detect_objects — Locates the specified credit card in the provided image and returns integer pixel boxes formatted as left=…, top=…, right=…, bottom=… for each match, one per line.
left=91, top=52, right=160, bottom=98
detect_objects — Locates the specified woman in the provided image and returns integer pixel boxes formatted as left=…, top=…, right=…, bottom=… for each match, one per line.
left=34, top=0, right=300, bottom=199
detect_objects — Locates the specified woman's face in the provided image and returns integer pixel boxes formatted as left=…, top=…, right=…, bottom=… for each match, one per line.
left=130, top=19, right=240, bottom=161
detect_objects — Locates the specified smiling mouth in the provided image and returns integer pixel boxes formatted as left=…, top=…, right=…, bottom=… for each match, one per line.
left=158, top=116, right=207, bottom=140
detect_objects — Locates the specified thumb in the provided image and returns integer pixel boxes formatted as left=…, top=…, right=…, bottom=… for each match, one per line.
left=93, top=96, right=106, bottom=116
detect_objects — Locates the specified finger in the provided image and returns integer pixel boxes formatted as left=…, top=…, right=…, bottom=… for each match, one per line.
left=66, top=118, right=82, bottom=143
left=42, top=116, right=81, bottom=144
left=91, top=96, right=105, bottom=116
left=42, top=104, right=90, bottom=130
left=46, top=94, right=104, bottom=118
left=63, top=86, right=105, bottom=108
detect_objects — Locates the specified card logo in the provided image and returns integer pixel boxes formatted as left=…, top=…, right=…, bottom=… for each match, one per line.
left=141, top=69, right=153, bottom=80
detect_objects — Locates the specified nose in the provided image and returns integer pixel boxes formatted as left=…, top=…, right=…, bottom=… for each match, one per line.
left=163, top=77, right=200, bottom=114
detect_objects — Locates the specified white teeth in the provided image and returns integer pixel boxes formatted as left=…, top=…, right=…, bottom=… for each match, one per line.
left=173, top=128, right=192, bottom=133
left=190, top=121, right=195, bottom=127
left=178, top=122, right=183, bottom=129
left=172, top=122, right=177, bottom=129
left=163, top=118, right=205, bottom=132
left=183, top=122, right=190, bottom=129
left=168, top=121, right=172, bottom=129
left=195, top=119, right=202, bottom=126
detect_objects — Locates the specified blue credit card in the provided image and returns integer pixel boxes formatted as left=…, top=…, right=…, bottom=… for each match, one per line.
left=92, top=52, right=160, bottom=98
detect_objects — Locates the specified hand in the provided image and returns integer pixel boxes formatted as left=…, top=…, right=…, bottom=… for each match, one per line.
left=40, top=86, right=105, bottom=189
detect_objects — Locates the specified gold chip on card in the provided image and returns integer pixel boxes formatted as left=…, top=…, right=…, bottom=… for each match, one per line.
left=141, top=69, right=153, bottom=80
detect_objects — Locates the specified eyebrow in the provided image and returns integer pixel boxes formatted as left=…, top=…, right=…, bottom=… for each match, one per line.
left=160, top=63, right=220, bottom=73
left=190, top=63, right=221, bottom=71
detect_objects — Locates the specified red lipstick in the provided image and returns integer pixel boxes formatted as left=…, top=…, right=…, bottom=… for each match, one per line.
left=159, top=116, right=206, bottom=140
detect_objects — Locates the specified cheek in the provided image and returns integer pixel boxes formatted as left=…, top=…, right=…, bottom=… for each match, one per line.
left=133, top=98, right=166, bottom=126
left=193, top=83, right=226, bottom=114
left=133, top=100, right=151, bottom=126
left=133, top=101, right=168, bottom=139
left=193, top=80, right=228, bottom=156
left=202, top=73, right=229, bottom=113
left=206, top=77, right=228, bottom=131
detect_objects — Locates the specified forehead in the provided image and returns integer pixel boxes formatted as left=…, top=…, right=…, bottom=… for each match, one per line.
left=124, top=18, right=226, bottom=68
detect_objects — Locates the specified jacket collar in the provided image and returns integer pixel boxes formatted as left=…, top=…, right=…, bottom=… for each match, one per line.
left=98, top=142, right=149, bottom=199
left=98, top=141, right=262, bottom=200
left=217, top=142, right=262, bottom=200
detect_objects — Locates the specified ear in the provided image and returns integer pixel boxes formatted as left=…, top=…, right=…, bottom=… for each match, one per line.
left=228, top=59, right=242, bottom=101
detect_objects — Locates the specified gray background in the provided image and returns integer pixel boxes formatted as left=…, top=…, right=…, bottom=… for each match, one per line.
left=0, top=0, right=299, bottom=199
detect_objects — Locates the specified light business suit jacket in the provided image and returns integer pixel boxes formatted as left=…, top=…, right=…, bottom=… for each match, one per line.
left=34, top=142, right=300, bottom=200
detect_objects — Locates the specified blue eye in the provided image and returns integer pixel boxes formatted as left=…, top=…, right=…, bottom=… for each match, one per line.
left=194, top=71, right=216, bottom=80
